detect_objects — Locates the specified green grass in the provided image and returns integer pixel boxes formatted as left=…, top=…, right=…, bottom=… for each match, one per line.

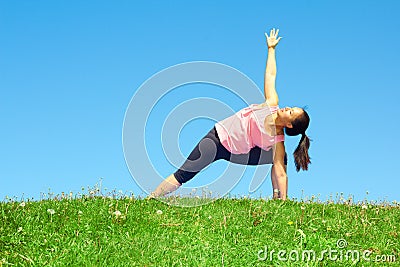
left=1, top=193, right=399, bottom=266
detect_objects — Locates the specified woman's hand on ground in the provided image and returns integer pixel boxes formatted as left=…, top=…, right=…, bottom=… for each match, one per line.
left=265, top=28, right=282, bottom=49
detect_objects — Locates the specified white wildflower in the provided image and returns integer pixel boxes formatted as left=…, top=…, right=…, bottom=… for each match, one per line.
left=17, top=227, right=23, bottom=233
left=361, top=204, right=368, bottom=210
left=19, top=202, right=26, bottom=207
left=78, top=210, right=83, bottom=215
left=156, top=210, right=163, bottom=215
left=113, top=210, right=122, bottom=217
left=297, top=229, right=306, bottom=238
left=47, top=209, right=55, bottom=215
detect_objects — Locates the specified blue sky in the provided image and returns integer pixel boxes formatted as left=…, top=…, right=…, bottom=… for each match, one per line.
left=1, top=0, right=399, bottom=202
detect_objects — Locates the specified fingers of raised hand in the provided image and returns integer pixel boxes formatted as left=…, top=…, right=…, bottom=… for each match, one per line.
left=265, top=28, right=282, bottom=44
left=266, top=28, right=280, bottom=37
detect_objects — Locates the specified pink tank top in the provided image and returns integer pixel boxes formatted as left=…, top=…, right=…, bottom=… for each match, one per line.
left=215, top=104, right=284, bottom=154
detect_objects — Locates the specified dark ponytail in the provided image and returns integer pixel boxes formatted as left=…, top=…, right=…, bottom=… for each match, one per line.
left=284, top=109, right=311, bottom=171
left=293, top=133, right=311, bottom=171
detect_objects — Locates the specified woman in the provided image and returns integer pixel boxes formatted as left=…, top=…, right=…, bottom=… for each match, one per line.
left=151, top=28, right=311, bottom=200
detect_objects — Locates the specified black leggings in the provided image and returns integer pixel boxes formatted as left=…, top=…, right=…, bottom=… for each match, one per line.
left=174, top=127, right=287, bottom=184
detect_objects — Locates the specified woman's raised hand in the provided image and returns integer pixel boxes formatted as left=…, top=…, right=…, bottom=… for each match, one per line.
left=265, top=28, right=282, bottom=49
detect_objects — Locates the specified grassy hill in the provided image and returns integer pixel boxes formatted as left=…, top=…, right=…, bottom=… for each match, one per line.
left=1, top=194, right=399, bottom=266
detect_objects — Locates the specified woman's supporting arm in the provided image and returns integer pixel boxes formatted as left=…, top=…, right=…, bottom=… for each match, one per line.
left=271, top=163, right=287, bottom=200
left=271, top=142, right=288, bottom=200
left=271, top=163, right=288, bottom=199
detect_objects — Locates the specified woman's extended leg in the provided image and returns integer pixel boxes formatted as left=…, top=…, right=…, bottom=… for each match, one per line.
left=150, top=127, right=227, bottom=197
left=150, top=173, right=181, bottom=197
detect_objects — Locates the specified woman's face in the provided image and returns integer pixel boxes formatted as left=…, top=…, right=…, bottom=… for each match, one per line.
left=278, top=107, right=303, bottom=126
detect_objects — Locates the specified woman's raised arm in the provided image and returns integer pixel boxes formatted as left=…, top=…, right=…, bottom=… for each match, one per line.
left=264, top=28, right=282, bottom=106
